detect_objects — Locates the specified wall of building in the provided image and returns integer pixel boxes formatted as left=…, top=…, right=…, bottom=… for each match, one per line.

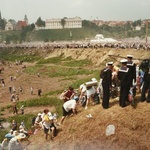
left=45, top=17, right=82, bottom=29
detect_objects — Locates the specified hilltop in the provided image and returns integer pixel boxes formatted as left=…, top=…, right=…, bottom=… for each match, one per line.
left=0, top=47, right=150, bottom=150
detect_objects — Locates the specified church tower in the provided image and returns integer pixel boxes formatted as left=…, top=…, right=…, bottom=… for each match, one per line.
left=24, top=14, right=28, bottom=24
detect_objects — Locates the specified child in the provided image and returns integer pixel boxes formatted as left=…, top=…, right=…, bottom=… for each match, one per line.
left=20, top=105, right=24, bottom=115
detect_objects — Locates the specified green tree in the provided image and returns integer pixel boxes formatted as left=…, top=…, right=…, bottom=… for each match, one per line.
left=132, top=19, right=142, bottom=28
left=30, top=23, right=35, bottom=30
left=20, top=25, right=35, bottom=42
left=124, top=21, right=132, bottom=30
left=35, top=17, right=45, bottom=27
left=61, top=18, right=66, bottom=28
left=82, top=20, right=91, bottom=27
left=82, top=20, right=97, bottom=28
left=5, top=35, right=11, bottom=44
left=0, top=18, right=6, bottom=30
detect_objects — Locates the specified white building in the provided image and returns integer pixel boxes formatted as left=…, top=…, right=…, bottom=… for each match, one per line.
left=45, top=16, right=82, bottom=29
left=5, top=21, right=13, bottom=30
left=135, top=26, right=141, bottom=31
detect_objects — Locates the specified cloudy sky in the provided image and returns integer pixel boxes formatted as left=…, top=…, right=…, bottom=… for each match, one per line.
left=0, top=0, right=150, bottom=23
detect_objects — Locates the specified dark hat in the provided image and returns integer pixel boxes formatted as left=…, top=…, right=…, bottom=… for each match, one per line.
left=74, top=96, right=79, bottom=101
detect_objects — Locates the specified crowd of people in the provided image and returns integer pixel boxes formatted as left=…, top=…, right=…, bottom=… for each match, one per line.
left=0, top=53, right=150, bottom=149
left=98, top=55, right=150, bottom=108
left=0, top=108, right=59, bottom=149
left=56, top=54, right=149, bottom=128
left=0, top=41, right=150, bottom=51
left=0, top=120, right=30, bottom=150
left=58, top=54, right=150, bottom=114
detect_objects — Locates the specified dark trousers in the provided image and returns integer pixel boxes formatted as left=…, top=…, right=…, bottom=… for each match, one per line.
left=13, top=105, right=18, bottom=114
left=119, top=85, right=130, bottom=107
left=102, top=82, right=110, bottom=109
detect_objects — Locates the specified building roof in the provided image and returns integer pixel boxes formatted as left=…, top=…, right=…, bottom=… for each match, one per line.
left=17, top=21, right=27, bottom=27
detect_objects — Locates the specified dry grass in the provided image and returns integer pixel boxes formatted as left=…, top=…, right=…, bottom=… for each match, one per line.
left=0, top=48, right=150, bottom=150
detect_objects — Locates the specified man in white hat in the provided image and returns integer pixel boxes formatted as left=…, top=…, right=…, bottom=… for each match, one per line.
left=126, top=55, right=137, bottom=103
left=127, top=55, right=136, bottom=86
left=118, top=59, right=130, bottom=107
left=101, top=62, right=114, bottom=109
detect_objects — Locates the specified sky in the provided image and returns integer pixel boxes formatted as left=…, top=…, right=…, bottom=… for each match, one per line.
left=0, top=0, right=150, bottom=24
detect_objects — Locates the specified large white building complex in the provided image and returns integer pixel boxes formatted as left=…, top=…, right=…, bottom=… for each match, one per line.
left=45, top=16, right=82, bottom=29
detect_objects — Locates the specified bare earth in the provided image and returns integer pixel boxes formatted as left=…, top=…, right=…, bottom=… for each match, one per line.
left=0, top=48, right=150, bottom=150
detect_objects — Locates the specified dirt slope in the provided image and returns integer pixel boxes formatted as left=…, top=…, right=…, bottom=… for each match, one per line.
left=0, top=48, right=150, bottom=150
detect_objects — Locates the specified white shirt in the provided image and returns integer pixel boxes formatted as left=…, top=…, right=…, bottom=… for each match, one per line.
left=63, top=100, right=76, bottom=112
left=42, top=114, right=51, bottom=129
left=86, top=86, right=96, bottom=98
left=8, top=137, right=23, bottom=150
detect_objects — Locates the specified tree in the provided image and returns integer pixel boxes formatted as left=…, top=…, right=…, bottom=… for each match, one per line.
left=20, top=24, right=35, bottom=42
left=61, top=18, right=66, bottom=28
left=82, top=20, right=98, bottom=28
left=124, top=21, right=132, bottom=31
left=30, top=23, right=35, bottom=30
left=35, top=17, right=45, bottom=27
left=82, top=20, right=91, bottom=27
left=132, top=19, right=142, bottom=28
left=0, top=18, right=6, bottom=30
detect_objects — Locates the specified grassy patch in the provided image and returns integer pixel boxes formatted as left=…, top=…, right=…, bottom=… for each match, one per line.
left=37, top=56, right=62, bottom=64
left=62, top=59, right=91, bottom=67
left=0, top=49, right=41, bottom=62
left=37, top=56, right=92, bottom=68
left=7, top=114, right=35, bottom=130
left=0, top=130, right=8, bottom=143
left=24, top=65, right=93, bottom=77
left=47, top=66, right=92, bottom=77
left=17, top=96, right=63, bottom=116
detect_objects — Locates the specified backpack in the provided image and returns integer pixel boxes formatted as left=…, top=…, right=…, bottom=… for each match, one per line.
left=44, top=115, right=50, bottom=122
left=59, top=90, right=66, bottom=100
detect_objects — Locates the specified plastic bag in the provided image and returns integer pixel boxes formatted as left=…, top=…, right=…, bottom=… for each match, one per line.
left=105, top=124, right=115, bottom=136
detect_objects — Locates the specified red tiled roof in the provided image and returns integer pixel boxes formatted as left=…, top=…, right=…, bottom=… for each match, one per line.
left=17, top=21, right=27, bottom=27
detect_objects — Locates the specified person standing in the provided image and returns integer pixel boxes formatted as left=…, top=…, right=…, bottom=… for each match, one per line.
left=18, top=86, right=23, bottom=94
left=38, top=89, right=42, bottom=97
left=140, top=65, right=150, bottom=102
left=101, top=62, right=113, bottom=109
left=20, top=105, right=24, bottom=115
left=9, top=86, right=12, bottom=94
left=30, top=87, right=33, bottom=95
left=1, top=79, right=5, bottom=87
left=41, top=109, right=57, bottom=140
left=118, top=59, right=130, bottom=107
left=127, top=55, right=136, bottom=95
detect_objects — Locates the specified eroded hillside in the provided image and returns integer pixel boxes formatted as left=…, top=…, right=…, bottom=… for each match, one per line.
left=0, top=48, right=150, bottom=150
